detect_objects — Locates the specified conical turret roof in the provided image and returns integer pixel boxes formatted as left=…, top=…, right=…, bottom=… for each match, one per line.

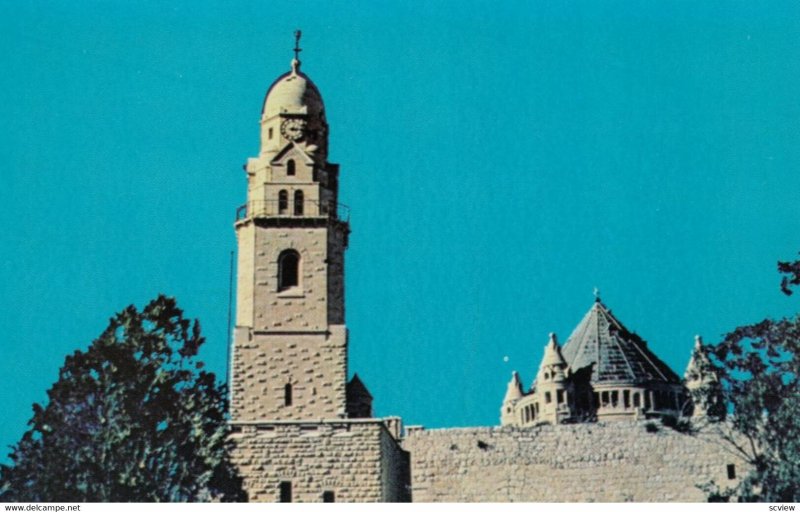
left=503, top=371, right=524, bottom=402
left=684, top=335, right=717, bottom=384
left=541, top=332, right=567, bottom=367
left=560, top=299, right=680, bottom=385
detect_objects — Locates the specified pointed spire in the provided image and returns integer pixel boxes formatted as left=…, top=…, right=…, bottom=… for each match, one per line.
left=503, top=371, right=524, bottom=402
left=535, top=332, right=568, bottom=385
left=685, top=335, right=716, bottom=384
left=541, top=332, right=567, bottom=367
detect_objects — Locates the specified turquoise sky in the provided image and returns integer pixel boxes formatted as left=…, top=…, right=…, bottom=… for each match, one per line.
left=1, top=1, right=799, bottom=460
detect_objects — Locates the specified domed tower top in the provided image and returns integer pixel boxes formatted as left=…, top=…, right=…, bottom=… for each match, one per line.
left=262, top=59, right=325, bottom=120
left=259, top=31, right=328, bottom=159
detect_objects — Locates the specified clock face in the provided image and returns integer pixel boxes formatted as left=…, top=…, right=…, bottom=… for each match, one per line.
left=280, top=119, right=307, bottom=141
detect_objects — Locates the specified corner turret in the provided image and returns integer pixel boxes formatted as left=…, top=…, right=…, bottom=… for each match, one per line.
left=500, top=371, right=524, bottom=426
left=684, top=335, right=724, bottom=419
left=533, top=333, right=573, bottom=424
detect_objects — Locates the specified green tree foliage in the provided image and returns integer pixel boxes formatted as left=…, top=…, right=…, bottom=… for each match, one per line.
left=779, top=253, right=800, bottom=296
left=696, top=257, right=800, bottom=502
left=0, top=296, right=246, bottom=502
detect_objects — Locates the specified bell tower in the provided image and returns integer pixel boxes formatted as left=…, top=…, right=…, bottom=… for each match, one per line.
left=230, top=32, right=349, bottom=422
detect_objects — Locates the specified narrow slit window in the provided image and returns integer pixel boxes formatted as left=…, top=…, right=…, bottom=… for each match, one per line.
left=544, top=392, right=551, bottom=404
left=557, top=389, right=564, bottom=404
left=633, top=392, right=641, bottom=408
left=294, top=190, right=304, bottom=216
left=727, top=464, right=736, bottom=480
left=287, top=159, right=296, bottom=176
left=284, top=383, right=293, bottom=406
left=624, top=390, right=631, bottom=409
left=279, top=481, right=292, bottom=503
left=278, top=190, right=288, bottom=214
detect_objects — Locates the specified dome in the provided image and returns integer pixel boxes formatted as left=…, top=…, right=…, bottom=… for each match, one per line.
left=262, top=59, right=324, bottom=120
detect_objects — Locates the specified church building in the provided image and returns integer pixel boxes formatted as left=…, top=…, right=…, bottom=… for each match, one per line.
left=227, top=36, right=743, bottom=503
left=501, top=296, right=690, bottom=427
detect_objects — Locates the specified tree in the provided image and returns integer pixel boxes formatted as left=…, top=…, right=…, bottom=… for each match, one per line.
left=779, top=252, right=800, bottom=296
left=0, top=296, right=246, bottom=502
left=694, top=256, right=800, bottom=502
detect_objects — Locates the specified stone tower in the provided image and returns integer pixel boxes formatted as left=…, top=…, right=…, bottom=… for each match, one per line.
left=228, top=36, right=409, bottom=503
left=230, top=46, right=348, bottom=423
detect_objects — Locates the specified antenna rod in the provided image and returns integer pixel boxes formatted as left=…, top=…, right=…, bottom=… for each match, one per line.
left=226, top=250, right=234, bottom=388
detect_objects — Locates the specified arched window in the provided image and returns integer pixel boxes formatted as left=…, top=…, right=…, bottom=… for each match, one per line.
left=284, top=383, right=293, bottom=406
left=294, top=190, right=304, bottom=216
left=278, top=250, right=300, bottom=291
left=287, top=159, right=296, bottom=176
left=278, top=190, right=288, bottom=214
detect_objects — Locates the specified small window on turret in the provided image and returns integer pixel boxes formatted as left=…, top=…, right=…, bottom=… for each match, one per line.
left=287, top=159, right=296, bottom=176
left=269, top=127, right=273, bottom=140
left=624, top=390, right=631, bottom=409
left=545, top=392, right=552, bottom=404
left=557, top=389, right=564, bottom=404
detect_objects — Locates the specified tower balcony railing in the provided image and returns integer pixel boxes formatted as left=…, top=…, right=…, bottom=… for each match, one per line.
left=236, top=199, right=350, bottom=223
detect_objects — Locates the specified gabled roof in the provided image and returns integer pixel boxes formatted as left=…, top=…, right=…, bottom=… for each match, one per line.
left=271, top=142, right=315, bottom=165
left=560, top=299, right=680, bottom=385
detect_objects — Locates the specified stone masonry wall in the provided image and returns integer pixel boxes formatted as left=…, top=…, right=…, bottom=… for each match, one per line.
left=231, top=420, right=409, bottom=503
left=404, top=421, right=744, bottom=502
left=230, top=326, right=347, bottom=421
left=253, top=225, right=335, bottom=332
left=381, top=424, right=412, bottom=502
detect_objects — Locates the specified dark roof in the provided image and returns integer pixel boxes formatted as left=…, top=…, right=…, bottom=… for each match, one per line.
left=347, top=373, right=373, bottom=400
left=560, top=300, right=680, bottom=385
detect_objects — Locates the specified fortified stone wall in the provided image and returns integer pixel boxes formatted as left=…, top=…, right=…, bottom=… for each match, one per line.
left=380, top=423, right=412, bottom=502
left=404, top=421, right=744, bottom=502
left=231, top=420, right=409, bottom=503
